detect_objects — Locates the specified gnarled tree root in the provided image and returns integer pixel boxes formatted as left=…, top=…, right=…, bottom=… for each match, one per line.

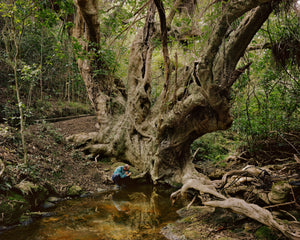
left=204, top=198, right=300, bottom=240
left=171, top=177, right=300, bottom=240
left=218, top=165, right=270, bottom=189
left=0, top=159, right=4, bottom=177
left=170, top=178, right=227, bottom=204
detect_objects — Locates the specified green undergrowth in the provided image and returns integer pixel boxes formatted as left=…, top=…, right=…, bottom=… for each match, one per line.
left=191, top=131, right=243, bottom=167
left=1, top=99, right=93, bottom=127
left=255, top=226, right=278, bottom=240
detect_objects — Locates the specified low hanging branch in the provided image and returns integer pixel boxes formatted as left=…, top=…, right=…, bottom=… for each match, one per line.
left=166, top=0, right=183, bottom=27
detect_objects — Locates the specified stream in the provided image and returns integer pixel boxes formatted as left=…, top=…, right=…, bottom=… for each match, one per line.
left=1, top=185, right=182, bottom=240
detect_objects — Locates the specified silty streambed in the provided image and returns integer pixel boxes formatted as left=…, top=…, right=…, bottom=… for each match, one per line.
left=1, top=185, right=183, bottom=240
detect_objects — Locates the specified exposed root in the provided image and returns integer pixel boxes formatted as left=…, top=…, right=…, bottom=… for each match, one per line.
left=171, top=163, right=300, bottom=240
left=66, top=132, right=99, bottom=144
left=186, top=195, right=197, bottom=210
left=0, top=159, right=5, bottom=177
left=219, top=165, right=270, bottom=189
left=263, top=201, right=297, bottom=209
left=295, top=154, right=300, bottom=164
left=204, top=198, right=300, bottom=240
left=170, top=178, right=227, bottom=204
left=83, top=143, right=113, bottom=157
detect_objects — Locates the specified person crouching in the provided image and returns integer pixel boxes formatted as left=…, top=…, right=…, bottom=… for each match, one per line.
left=112, top=164, right=132, bottom=189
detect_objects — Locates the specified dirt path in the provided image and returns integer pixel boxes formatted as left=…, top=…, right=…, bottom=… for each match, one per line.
left=52, top=115, right=98, bottom=136
left=49, top=116, right=113, bottom=193
left=25, top=116, right=112, bottom=195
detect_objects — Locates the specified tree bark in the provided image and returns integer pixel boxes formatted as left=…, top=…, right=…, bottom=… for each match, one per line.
left=69, top=2, right=300, bottom=237
left=71, top=0, right=278, bottom=184
left=154, top=0, right=170, bottom=101
left=73, top=0, right=126, bottom=130
left=204, top=198, right=300, bottom=240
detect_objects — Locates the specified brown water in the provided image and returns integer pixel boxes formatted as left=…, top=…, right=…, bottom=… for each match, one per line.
left=0, top=185, right=181, bottom=240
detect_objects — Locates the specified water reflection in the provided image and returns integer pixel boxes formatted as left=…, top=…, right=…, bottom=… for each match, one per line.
left=1, top=185, right=181, bottom=240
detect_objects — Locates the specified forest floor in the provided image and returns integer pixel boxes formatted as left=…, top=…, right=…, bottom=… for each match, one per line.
left=46, top=115, right=113, bottom=192
left=0, top=116, right=299, bottom=239
left=29, top=115, right=113, bottom=193
left=0, top=116, right=114, bottom=227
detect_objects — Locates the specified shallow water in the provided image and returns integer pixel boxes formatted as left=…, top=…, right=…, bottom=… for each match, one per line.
left=1, top=185, right=181, bottom=240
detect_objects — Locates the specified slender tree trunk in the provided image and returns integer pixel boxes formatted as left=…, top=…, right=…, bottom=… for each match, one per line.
left=12, top=27, right=28, bottom=165
left=40, top=26, right=43, bottom=101
left=13, top=64, right=27, bottom=165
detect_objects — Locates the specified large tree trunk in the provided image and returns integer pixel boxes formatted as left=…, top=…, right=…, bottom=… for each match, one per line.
left=68, top=2, right=300, bottom=238
left=73, top=0, right=126, bottom=130
left=71, top=0, right=275, bottom=185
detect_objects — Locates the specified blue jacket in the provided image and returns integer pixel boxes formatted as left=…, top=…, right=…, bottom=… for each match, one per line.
left=113, top=166, right=128, bottom=178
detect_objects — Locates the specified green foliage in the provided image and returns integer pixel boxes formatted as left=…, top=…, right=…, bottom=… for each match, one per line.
left=0, top=178, right=13, bottom=192
left=56, top=100, right=93, bottom=116
left=231, top=49, right=299, bottom=146
left=230, top=7, right=299, bottom=147
left=255, top=226, right=278, bottom=240
left=269, top=1, right=300, bottom=67
left=45, top=126, right=64, bottom=144
left=92, top=44, right=119, bottom=77
left=191, top=132, right=230, bottom=163
left=71, top=150, right=84, bottom=161
left=0, top=0, right=88, bottom=126
left=20, top=64, right=40, bottom=86
left=2, top=98, right=92, bottom=127
left=100, top=6, right=133, bottom=39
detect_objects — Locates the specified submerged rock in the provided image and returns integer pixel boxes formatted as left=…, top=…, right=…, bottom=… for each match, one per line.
left=42, top=201, right=56, bottom=209
left=46, top=196, right=62, bottom=203
left=20, top=215, right=33, bottom=226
